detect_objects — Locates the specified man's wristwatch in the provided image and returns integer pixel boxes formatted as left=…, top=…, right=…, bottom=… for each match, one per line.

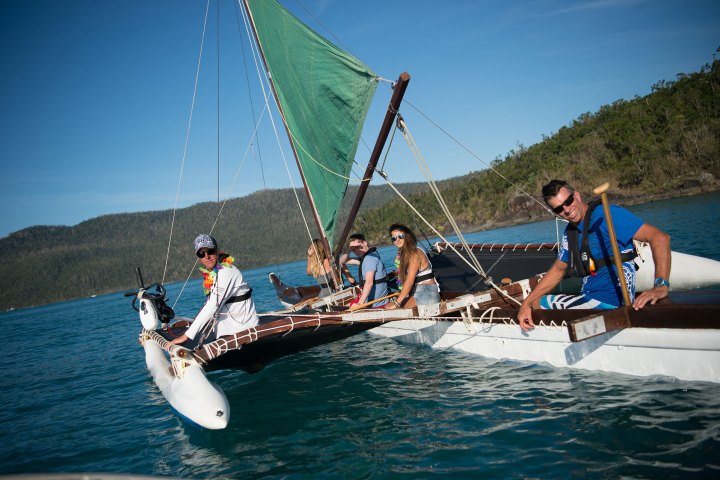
left=654, top=277, right=670, bottom=288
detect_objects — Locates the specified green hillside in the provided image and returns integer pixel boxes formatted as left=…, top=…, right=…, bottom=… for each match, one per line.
left=1, top=54, right=719, bottom=311
left=0, top=183, right=427, bottom=310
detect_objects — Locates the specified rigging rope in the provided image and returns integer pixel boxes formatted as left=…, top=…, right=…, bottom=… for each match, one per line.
left=402, top=98, right=553, bottom=216
left=238, top=1, right=319, bottom=261
left=166, top=0, right=352, bottom=306
left=397, top=116, right=486, bottom=275
left=388, top=80, right=568, bottom=244
left=372, top=117, right=521, bottom=307
left=162, top=0, right=211, bottom=286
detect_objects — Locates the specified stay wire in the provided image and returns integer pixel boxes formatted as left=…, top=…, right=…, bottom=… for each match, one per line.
left=376, top=117, right=520, bottom=306
left=396, top=116, right=487, bottom=277
left=238, top=0, right=319, bottom=263
left=162, top=0, right=211, bottom=287
left=401, top=98, right=553, bottom=216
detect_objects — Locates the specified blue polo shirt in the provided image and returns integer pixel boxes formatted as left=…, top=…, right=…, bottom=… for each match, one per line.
left=360, top=250, right=389, bottom=307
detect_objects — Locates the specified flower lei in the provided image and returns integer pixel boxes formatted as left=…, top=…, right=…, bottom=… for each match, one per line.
left=200, top=255, right=234, bottom=296
left=394, top=250, right=403, bottom=288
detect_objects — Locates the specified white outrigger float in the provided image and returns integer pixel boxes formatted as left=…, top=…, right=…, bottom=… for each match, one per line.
left=128, top=276, right=230, bottom=429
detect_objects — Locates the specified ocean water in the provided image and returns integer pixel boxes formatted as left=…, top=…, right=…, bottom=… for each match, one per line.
left=1, top=192, right=719, bottom=479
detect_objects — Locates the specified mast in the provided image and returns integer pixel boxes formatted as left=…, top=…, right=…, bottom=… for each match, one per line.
left=241, top=0, right=332, bottom=268
left=333, top=72, right=411, bottom=258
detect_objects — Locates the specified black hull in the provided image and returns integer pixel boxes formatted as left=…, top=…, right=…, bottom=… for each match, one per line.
left=201, top=320, right=376, bottom=373
left=430, top=242, right=559, bottom=292
left=156, top=312, right=383, bottom=375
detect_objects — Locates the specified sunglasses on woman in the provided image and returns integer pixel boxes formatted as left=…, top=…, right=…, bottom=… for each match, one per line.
left=390, top=233, right=405, bottom=242
left=552, top=191, right=575, bottom=214
left=197, top=248, right=217, bottom=259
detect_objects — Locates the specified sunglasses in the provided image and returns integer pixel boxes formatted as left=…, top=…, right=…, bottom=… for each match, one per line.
left=390, top=233, right=406, bottom=242
left=197, top=248, right=217, bottom=259
left=552, top=191, right=575, bottom=214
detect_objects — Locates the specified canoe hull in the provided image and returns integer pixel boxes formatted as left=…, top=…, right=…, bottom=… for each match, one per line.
left=370, top=318, right=720, bottom=383
left=430, top=242, right=720, bottom=293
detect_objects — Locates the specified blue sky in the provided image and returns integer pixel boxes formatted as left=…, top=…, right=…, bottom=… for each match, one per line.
left=1, top=0, right=718, bottom=238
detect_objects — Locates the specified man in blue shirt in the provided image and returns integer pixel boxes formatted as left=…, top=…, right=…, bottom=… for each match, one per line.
left=347, top=233, right=389, bottom=310
left=519, top=180, right=671, bottom=331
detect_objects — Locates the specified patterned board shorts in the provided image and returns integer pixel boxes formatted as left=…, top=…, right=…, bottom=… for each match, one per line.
left=540, top=294, right=618, bottom=310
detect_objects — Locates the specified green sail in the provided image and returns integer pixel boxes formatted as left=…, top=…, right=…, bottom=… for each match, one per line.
left=245, top=0, right=377, bottom=246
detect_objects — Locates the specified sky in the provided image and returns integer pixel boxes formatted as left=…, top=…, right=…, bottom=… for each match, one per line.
left=1, top=0, right=719, bottom=238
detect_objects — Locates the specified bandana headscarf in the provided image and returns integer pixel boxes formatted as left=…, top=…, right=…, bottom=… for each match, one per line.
left=193, top=234, right=217, bottom=254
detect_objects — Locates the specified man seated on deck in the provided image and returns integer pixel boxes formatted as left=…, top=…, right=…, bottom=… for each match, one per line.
left=168, top=234, right=259, bottom=346
left=518, top=180, right=671, bottom=332
left=347, top=233, right=390, bottom=311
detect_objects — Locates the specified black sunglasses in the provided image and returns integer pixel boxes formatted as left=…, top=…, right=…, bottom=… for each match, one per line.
left=552, top=191, right=575, bottom=214
left=197, top=248, right=217, bottom=259
left=390, top=233, right=406, bottom=242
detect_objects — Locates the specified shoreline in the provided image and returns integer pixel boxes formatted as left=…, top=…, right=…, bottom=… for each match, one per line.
left=467, top=184, right=720, bottom=234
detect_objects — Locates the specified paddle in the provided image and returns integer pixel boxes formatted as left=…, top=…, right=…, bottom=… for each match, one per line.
left=349, top=292, right=400, bottom=311
left=593, top=182, right=632, bottom=306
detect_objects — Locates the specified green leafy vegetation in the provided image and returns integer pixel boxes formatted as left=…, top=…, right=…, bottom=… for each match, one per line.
left=0, top=184, right=426, bottom=310
left=2, top=55, right=718, bottom=311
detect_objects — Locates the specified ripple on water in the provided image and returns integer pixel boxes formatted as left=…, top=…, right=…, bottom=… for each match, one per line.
left=2, top=194, right=720, bottom=477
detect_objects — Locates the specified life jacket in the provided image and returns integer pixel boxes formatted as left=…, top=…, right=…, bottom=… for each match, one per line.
left=358, top=247, right=388, bottom=287
left=565, top=200, right=637, bottom=278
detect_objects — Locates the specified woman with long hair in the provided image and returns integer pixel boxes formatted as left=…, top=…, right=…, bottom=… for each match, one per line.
left=385, top=224, right=440, bottom=309
left=306, top=238, right=335, bottom=297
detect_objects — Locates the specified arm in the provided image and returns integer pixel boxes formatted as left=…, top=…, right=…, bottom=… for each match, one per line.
left=632, top=223, right=671, bottom=310
left=168, top=333, right=189, bottom=346
left=349, top=270, right=375, bottom=311
left=170, top=268, right=236, bottom=344
left=339, top=253, right=358, bottom=285
left=518, top=259, right=568, bottom=331
left=340, top=253, right=360, bottom=266
left=306, top=245, right=316, bottom=275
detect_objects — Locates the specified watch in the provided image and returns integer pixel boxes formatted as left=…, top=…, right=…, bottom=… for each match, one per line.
left=654, top=277, right=670, bottom=288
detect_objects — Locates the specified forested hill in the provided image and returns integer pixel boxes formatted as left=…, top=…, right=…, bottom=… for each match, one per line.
left=355, top=55, right=720, bottom=244
left=0, top=183, right=428, bottom=310
left=2, top=55, right=719, bottom=311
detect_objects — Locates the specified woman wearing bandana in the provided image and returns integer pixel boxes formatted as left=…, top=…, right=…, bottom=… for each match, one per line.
left=169, top=234, right=259, bottom=346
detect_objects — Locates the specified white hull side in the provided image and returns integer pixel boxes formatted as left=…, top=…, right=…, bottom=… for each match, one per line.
left=370, top=319, right=720, bottom=383
left=143, top=338, right=230, bottom=429
left=636, top=244, right=720, bottom=291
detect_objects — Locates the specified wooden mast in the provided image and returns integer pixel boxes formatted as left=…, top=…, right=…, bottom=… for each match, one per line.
left=333, top=72, right=411, bottom=259
left=241, top=0, right=338, bottom=288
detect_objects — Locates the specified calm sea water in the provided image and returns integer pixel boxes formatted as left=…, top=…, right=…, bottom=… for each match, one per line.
left=1, top=192, right=719, bottom=479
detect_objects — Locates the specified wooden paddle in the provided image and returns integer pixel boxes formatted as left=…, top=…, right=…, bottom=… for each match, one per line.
left=350, top=292, right=400, bottom=311
left=593, top=182, right=632, bottom=306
